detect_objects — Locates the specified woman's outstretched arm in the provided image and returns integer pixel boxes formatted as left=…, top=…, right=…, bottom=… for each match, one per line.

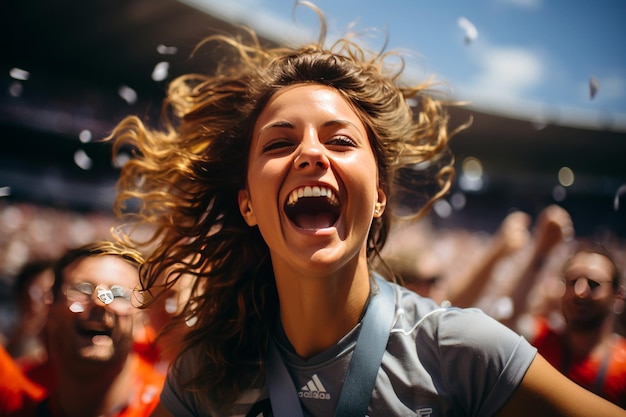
left=496, top=353, right=626, bottom=417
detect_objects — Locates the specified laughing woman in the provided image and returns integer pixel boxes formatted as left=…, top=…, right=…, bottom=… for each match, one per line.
left=107, top=5, right=626, bottom=417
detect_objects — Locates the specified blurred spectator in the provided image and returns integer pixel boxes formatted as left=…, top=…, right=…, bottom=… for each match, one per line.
left=4, top=258, right=55, bottom=368
left=519, top=242, right=626, bottom=408
left=445, top=210, right=532, bottom=308
left=7, top=241, right=164, bottom=417
left=380, top=209, right=532, bottom=308
left=499, top=204, right=575, bottom=329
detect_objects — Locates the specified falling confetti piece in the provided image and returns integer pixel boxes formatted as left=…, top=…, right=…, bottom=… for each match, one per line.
left=589, top=76, right=600, bottom=99
left=118, top=85, right=137, bottom=105
left=614, top=184, right=626, bottom=211
left=113, top=152, right=131, bottom=168
left=9, top=67, right=30, bottom=81
left=458, top=17, right=478, bottom=45
left=79, top=129, right=92, bottom=143
left=74, top=149, right=93, bottom=170
left=157, top=44, right=178, bottom=55
left=152, top=61, right=170, bottom=82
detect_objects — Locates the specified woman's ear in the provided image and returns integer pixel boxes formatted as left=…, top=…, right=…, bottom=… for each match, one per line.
left=374, top=188, right=387, bottom=218
left=238, top=189, right=258, bottom=226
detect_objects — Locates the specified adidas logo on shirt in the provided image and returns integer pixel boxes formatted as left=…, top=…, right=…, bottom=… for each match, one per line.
left=298, top=374, right=331, bottom=400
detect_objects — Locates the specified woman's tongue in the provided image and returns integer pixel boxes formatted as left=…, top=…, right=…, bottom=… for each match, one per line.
left=294, top=212, right=335, bottom=230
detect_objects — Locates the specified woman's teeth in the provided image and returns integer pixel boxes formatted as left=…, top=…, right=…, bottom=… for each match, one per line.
left=287, top=186, right=338, bottom=206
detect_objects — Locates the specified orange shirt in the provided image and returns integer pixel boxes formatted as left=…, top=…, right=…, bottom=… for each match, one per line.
left=0, top=344, right=45, bottom=415
left=19, top=354, right=165, bottom=417
left=533, top=317, right=626, bottom=409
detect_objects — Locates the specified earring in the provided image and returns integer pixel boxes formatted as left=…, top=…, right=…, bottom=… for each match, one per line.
left=374, top=202, right=383, bottom=216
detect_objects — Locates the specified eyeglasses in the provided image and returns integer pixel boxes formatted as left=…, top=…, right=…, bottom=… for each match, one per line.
left=64, top=282, right=136, bottom=315
left=563, top=276, right=613, bottom=295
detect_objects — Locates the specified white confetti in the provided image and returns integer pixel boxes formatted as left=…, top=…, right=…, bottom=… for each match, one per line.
left=157, top=44, right=178, bottom=55
left=458, top=17, right=478, bottom=44
left=152, top=61, right=170, bottom=82
left=9, top=67, right=30, bottom=81
left=79, top=129, right=92, bottom=143
left=118, top=85, right=138, bottom=105
left=74, top=149, right=93, bottom=170
left=614, top=184, right=626, bottom=211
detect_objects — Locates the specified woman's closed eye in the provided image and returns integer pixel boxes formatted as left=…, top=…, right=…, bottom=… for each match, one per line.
left=261, top=135, right=356, bottom=154
left=262, top=139, right=295, bottom=153
left=326, top=135, right=357, bottom=148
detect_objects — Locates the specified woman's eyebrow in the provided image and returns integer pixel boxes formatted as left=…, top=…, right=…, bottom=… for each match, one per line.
left=322, top=119, right=360, bottom=130
left=257, top=121, right=294, bottom=137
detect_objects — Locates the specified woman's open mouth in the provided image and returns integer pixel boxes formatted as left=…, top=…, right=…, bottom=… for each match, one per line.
left=285, top=185, right=340, bottom=230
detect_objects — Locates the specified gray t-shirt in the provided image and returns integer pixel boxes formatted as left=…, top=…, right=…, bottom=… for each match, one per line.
left=160, top=282, right=537, bottom=416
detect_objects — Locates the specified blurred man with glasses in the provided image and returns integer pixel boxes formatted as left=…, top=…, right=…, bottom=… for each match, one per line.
left=5, top=241, right=164, bottom=417
left=528, top=242, right=626, bottom=409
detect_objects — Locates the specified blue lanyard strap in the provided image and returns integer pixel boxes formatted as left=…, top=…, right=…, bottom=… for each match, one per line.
left=266, top=275, right=396, bottom=417
left=267, top=336, right=305, bottom=417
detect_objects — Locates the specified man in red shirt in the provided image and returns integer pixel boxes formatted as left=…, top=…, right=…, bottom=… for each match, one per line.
left=530, top=243, right=626, bottom=408
left=5, top=241, right=164, bottom=417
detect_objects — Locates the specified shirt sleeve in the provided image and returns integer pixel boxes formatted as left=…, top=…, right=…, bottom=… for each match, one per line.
left=424, top=307, right=537, bottom=417
left=160, top=352, right=207, bottom=417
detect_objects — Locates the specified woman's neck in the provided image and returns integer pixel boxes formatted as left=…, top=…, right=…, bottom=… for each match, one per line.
left=274, top=262, right=372, bottom=359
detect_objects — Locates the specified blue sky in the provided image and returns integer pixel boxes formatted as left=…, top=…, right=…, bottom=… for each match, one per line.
left=180, top=0, right=626, bottom=130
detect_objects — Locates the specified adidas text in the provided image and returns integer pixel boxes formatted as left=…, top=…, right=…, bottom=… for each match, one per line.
left=298, top=391, right=331, bottom=400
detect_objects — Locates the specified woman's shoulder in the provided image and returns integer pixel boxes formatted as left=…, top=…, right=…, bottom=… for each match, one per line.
left=390, top=281, right=461, bottom=325
left=389, top=281, right=524, bottom=345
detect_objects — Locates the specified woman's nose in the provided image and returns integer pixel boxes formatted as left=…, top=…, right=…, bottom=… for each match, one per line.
left=294, top=135, right=330, bottom=170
